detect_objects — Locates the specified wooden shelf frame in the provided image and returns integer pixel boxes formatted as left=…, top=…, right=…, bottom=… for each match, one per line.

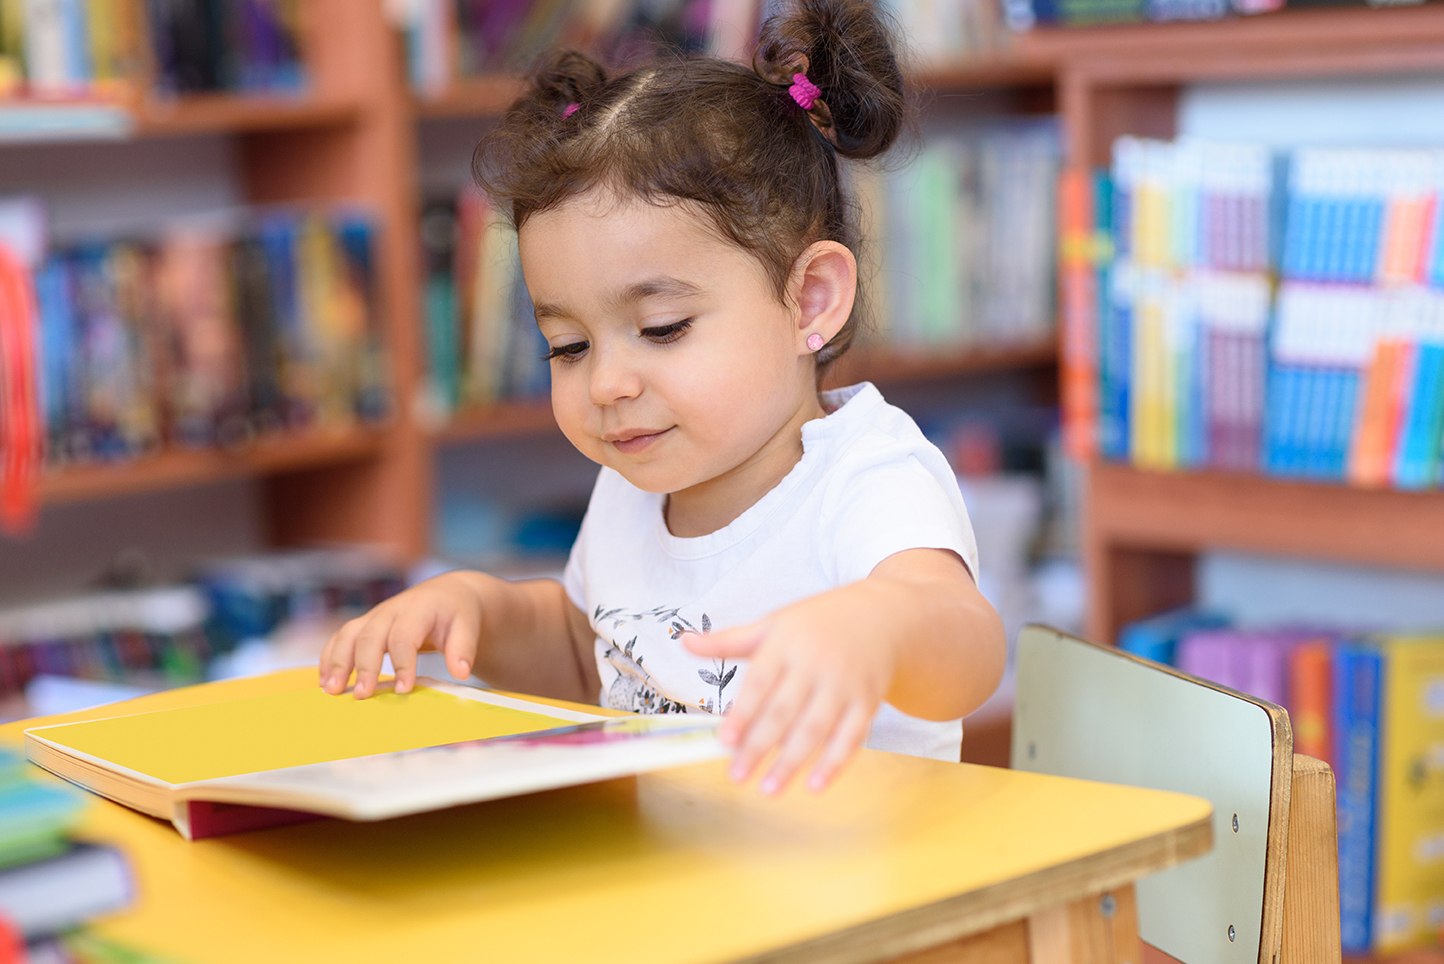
left=38, top=427, right=388, bottom=506
left=26, top=1, right=1444, bottom=568
left=1055, top=5, right=1444, bottom=642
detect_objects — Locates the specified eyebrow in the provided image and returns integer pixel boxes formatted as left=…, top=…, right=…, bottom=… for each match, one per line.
left=533, top=276, right=706, bottom=324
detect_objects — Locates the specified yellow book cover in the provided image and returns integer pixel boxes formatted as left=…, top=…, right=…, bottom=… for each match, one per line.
left=1374, top=634, right=1444, bottom=952
left=25, top=677, right=722, bottom=842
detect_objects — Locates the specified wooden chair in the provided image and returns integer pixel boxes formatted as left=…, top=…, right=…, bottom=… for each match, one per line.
left=1010, top=625, right=1341, bottom=964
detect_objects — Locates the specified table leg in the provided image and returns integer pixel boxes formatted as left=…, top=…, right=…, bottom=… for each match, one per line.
left=877, top=884, right=1139, bottom=964
left=1028, top=885, right=1140, bottom=964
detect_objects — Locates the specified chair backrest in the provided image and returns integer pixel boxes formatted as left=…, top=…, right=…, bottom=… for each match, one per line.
left=1011, top=625, right=1310, bottom=964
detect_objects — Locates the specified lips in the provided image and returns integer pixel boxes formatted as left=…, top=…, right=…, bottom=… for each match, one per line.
left=604, top=427, right=672, bottom=454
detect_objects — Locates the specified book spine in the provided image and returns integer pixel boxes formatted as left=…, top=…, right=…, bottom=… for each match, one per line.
left=1336, top=643, right=1383, bottom=953
left=1373, top=635, right=1444, bottom=952
left=1289, top=640, right=1333, bottom=767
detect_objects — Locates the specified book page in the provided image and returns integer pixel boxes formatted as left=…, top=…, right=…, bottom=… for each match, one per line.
left=26, top=682, right=592, bottom=785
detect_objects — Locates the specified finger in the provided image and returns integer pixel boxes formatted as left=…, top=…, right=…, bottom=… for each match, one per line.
left=387, top=610, right=433, bottom=696
left=760, top=687, right=846, bottom=797
left=351, top=612, right=396, bottom=699
left=440, top=610, right=481, bottom=682
left=806, top=702, right=874, bottom=793
left=719, top=648, right=782, bottom=747
left=685, top=624, right=765, bottom=660
left=729, top=669, right=812, bottom=785
left=320, top=619, right=365, bottom=695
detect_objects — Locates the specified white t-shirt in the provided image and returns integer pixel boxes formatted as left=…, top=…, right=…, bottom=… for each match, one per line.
left=561, top=382, right=980, bottom=761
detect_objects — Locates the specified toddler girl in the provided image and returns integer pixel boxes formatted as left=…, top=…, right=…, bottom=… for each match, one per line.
left=320, top=0, right=1006, bottom=794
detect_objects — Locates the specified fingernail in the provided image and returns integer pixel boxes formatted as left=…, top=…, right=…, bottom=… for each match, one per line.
left=760, top=776, right=780, bottom=796
left=808, top=772, right=826, bottom=793
left=729, top=761, right=748, bottom=782
left=457, top=660, right=471, bottom=677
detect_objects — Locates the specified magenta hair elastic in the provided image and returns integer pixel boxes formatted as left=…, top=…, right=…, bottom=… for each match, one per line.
left=562, top=102, right=579, bottom=118
left=789, top=73, right=821, bottom=111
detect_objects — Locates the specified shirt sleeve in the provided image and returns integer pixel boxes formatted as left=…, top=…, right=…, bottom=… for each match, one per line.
left=823, top=454, right=980, bottom=587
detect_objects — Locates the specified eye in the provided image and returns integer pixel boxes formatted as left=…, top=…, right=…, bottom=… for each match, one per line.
left=543, top=341, right=589, bottom=362
left=641, top=319, right=692, bottom=344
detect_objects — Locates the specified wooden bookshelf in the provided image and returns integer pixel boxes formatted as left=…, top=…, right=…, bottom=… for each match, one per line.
left=1083, top=464, right=1444, bottom=642
left=1047, top=4, right=1444, bottom=644
left=38, top=427, right=388, bottom=506
left=18, top=0, right=1444, bottom=575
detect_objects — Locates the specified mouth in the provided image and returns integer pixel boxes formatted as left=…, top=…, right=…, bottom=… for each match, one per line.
left=603, top=427, right=672, bottom=454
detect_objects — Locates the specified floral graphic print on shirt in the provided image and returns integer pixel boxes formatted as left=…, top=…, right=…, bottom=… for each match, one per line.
left=593, top=604, right=738, bottom=715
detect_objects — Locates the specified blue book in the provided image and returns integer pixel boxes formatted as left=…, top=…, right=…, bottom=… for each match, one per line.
left=1264, top=364, right=1290, bottom=474
left=1361, top=199, right=1386, bottom=283
left=1332, top=370, right=1361, bottom=480
left=1335, top=643, right=1383, bottom=953
left=1394, top=342, right=1444, bottom=489
left=34, top=258, right=76, bottom=456
left=1117, top=608, right=1229, bottom=666
left=1307, top=368, right=1340, bottom=479
left=1100, top=281, right=1132, bottom=462
left=1281, top=195, right=1308, bottom=279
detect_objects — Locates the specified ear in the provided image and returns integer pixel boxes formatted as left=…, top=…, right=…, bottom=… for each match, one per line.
left=790, top=241, right=857, bottom=355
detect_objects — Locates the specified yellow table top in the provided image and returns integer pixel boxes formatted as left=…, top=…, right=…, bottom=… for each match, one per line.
left=6, top=669, right=1214, bottom=964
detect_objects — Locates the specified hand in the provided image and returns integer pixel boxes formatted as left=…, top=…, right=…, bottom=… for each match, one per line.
left=318, top=571, right=485, bottom=699
left=684, top=588, right=894, bottom=796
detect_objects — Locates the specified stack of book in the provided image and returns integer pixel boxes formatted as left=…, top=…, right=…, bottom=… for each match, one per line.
left=1119, top=610, right=1444, bottom=955
left=1062, top=137, right=1274, bottom=469
left=0, top=0, right=306, bottom=99
left=1065, top=139, right=1444, bottom=491
left=419, top=188, right=549, bottom=418
left=1271, top=148, right=1444, bottom=488
left=0, top=547, right=403, bottom=707
left=0, top=748, right=131, bottom=960
left=865, top=118, right=1061, bottom=353
left=6, top=201, right=390, bottom=473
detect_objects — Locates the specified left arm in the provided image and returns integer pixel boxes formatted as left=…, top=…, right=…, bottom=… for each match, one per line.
left=685, top=547, right=1004, bottom=795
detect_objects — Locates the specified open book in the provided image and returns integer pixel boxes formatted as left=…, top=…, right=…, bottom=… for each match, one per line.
left=24, top=679, right=725, bottom=840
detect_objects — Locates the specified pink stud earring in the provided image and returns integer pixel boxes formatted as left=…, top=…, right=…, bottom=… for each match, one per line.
left=806, top=333, right=825, bottom=352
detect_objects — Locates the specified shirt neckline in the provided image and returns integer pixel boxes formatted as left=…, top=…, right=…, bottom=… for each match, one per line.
left=653, top=382, right=883, bottom=560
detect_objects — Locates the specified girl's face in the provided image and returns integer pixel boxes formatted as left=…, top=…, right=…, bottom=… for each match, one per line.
left=518, top=190, right=830, bottom=502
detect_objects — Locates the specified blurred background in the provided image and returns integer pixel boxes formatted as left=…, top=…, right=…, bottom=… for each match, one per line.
left=0, top=0, right=1443, bottom=956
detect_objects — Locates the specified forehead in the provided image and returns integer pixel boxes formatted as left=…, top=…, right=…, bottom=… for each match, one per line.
left=518, top=188, right=767, bottom=295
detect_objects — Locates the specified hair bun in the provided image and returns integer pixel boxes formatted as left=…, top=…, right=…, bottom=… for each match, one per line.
left=754, top=0, right=906, bottom=160
left=528, top=48, right=608, bottom=116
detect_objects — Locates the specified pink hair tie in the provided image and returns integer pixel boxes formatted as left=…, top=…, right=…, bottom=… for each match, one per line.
left=562, top=102, right=579, bottom=119
left=789, top=73, right=820, bottom=111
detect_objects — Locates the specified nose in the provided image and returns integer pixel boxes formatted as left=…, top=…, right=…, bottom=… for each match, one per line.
left=588, top=345, right=643, bottom=406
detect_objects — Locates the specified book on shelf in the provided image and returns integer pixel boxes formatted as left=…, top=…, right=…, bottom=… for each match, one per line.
left=0, top=0, right=306, bottom=100
left=24, top=675, right=725, bottom=840
left=0, top=196, right=390, bottom=522
left=1067, top=138, right=1444, bottom=491
left=419, top=187, right=549, bottom=420
left=864, top=118, right=1059, bottom=355
left=1117, top=610, right=1444, bottom=954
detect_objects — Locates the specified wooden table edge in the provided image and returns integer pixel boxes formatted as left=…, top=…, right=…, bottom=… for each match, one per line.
left=734, top=811, right=1214, bottom=964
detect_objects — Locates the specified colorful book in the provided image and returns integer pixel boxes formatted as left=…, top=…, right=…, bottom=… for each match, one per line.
left=1373, top=635, right=1444, bottom=953
left=25, top=678, right=725, bottom=840
left=1289, top=639, right=1334, bottom=767
left=1336, top=642, right=1383, bottom=952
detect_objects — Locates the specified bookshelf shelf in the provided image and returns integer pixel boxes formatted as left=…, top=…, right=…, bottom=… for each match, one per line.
left=433, top=401, right=558, bottom=445
left=37, top=426, right=389, bottom=506
left=134, top=93, right=362, bottom=138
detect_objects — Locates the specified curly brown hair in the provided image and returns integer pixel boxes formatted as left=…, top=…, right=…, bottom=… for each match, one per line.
left=471, top=0, right=908, bottom=375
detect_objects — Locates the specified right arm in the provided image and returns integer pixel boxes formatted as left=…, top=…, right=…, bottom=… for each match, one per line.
left=318, top=571, right=600, bottom=703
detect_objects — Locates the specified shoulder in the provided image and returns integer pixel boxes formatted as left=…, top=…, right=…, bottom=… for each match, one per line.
left=816, top=384, right=960, bottom=503
left=810, top=385, right=979, bottom=584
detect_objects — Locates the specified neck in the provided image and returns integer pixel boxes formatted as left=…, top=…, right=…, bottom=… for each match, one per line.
left=665, top=391, right=828, bottom=538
